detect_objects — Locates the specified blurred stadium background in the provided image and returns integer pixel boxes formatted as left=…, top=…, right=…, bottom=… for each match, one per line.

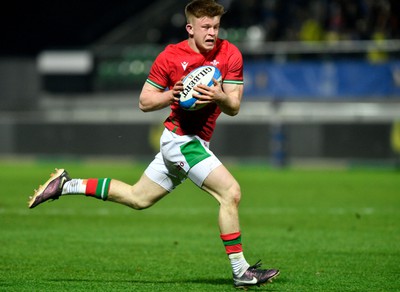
left=1, top=0, right=400, bottom=167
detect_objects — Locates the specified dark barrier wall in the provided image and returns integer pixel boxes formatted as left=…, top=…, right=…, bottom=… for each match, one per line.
left=8, top=122, right=394, bottom=161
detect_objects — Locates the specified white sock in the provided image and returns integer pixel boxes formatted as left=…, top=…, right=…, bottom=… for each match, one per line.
left=62, top=179, right=85, bottom=195
left=229, top=252, right=250, bottom=277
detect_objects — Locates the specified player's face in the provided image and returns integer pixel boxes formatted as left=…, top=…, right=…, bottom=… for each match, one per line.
left=186, top=16, right=220, bottom=53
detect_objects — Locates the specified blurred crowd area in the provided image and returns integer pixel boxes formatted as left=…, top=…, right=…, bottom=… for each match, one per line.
left=91, top=0, right=400, bottom=90
left=221, top=0, right=399, bottom=42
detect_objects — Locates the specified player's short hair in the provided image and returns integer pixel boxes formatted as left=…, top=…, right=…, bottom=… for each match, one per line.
left=185, top=0, right=225, bottom=23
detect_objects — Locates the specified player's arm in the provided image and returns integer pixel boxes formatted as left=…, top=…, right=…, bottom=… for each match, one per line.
left=139, top=81, right=182, bottom=112
left=216, top=82, right=243, bottom=116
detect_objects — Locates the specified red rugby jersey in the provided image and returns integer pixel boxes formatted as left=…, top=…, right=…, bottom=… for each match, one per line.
left=146, top=39, right=243, bottom=141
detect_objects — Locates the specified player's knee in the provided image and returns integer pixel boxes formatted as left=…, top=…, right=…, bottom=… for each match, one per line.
left=127, top=199, right=153, bottom=210
left=232, top=183, right=242, bottom=205
left=130, top=195, right=155, bottom=210
left=126, top=188, right=154, bottom=210
left=225, top=181, right=241, bottom=207
left=133, top=201, right=151, bottom=210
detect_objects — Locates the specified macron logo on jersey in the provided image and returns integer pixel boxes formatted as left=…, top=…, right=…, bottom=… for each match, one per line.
left=181, top=62, right=189, bottom=71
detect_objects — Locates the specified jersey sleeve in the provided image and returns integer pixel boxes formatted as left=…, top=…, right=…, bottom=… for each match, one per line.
left=146, top=49, right=170, bottom=90
left=224, top=44, right=244, bottom=85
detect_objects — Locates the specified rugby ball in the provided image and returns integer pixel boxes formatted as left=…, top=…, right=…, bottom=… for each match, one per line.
left=179, top=65, right=222, bottom=111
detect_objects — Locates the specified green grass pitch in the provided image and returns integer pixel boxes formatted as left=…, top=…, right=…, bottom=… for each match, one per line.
left=0, top=160, right=399, bottom=291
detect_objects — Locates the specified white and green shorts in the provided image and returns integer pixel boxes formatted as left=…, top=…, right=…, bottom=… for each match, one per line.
left=145, top=128, right=222, bottom=192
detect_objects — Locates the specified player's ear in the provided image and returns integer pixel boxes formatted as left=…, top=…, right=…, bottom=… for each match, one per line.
left=186, top=24, right=193, bottom=36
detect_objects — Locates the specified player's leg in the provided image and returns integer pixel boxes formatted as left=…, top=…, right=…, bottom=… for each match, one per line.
left=191, top=161, right=279, bottom=288
left=200, top=164, right=240, bottom=235
left=28, top=129, right=186, bottom=209
left=28, top=148, right=180, bottom=210
left=28, top=168, right=169, bottom=210
left=198, top=164, right=250, bottom=275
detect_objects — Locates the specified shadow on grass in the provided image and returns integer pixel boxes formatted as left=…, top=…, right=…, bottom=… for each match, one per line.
left=48, top=277, right=231, bottom=285
left=47, top=277, right=283, bottom=290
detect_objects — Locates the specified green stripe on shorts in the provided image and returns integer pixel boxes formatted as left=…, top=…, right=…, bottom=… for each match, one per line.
left=180, top=139, right=211, bottom=168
